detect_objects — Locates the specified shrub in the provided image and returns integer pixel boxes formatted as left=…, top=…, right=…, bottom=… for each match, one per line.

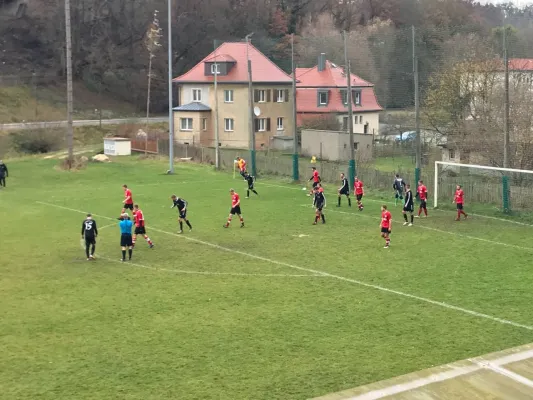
left=9, top=129, right=63, bottom=154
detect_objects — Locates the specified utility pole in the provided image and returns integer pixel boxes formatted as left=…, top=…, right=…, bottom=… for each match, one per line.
left=291, top=34, right=299, bottom=181
left=64, top=0, right=74, bottom=168
left=502, top=16, right=511, bottom=211
left=412, top=25, right=421, bottom=185
left=246, top=33, right=256, bottom=177
left=343, top=30, right=356, bottom=185
left=214, top=39, right=220, bottom=169
left=167, top=0, right=174, bottom=174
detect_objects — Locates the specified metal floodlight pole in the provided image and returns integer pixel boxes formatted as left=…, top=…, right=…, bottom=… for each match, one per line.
left=64, top=0, right=74, bottom=169
left=214, top=39, right=220, bottom=169
left=343, top=30, right=356, bottom=185
left=291, top=34, right=299, bottom=181
left=246, top=33, right=256, bottom=177
left=413, top=25, right=421, bottom=184
left=167, top=0, right=174, bottom=173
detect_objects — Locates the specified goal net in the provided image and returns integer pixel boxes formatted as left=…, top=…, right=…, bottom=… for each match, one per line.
left=433, top=161, right=533, bottom=216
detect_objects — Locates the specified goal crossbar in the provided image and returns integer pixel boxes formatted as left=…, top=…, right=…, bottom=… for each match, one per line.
left=433, top=161, right=533, bottom=208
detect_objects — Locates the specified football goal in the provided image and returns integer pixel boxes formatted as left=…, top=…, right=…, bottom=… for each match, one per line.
left=433, top=161, right=533, bottom=213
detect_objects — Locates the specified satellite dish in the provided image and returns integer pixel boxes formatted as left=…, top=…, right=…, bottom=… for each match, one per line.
left=254, top=107, right=261, bottom=117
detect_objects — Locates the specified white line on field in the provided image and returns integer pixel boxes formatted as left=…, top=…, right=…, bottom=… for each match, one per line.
left=98, top=223, right=116, bottom=230
left=471, top=359, right=533, bottom=389
left=36, top=201, right=533, bottom=332
left=320, top=206, right=533, bottom=252
left=335, top=348, right=533, bottom=400
left=98, top=256, right=322, bottom=278
left=262, top=182, right=533, bottom=227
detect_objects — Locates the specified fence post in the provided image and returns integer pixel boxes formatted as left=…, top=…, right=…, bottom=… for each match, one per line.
left=502, top=175, right=510, bottom=212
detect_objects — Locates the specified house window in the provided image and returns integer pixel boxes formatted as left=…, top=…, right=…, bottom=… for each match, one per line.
left=342, top=117, right=349, bottom=131
left=353, top=142, right=358, bottom=150
left=211, top=64, right=220, bottom=74
left=192, top=89, right=202, bottom=102
left=224, top=118, right=234, bottom=132
left=318, top=90, right=328, bottom=106
left=354, top=116, right=358, bottom=124
left=202, top=118, right=207, bottom=131
left=258, top=118, right=266, bottom=131
left=258, top=90, right=266, bottom=102
left=364, top=123, right=368, bottom=134
left=180, top=118, right=193, bottom=131
left=341, top=90, right=348, bottom=105
left=224, top=90, right=234, bottom=103
left=359, top=116, right=363, bottom=124
left=449, top=149, right=456, bottom=159
left=277, top=117, right=283, bottom=130
left=354, top=91, right=361, bottom=105
left=276, top=89, right=284, bottom=102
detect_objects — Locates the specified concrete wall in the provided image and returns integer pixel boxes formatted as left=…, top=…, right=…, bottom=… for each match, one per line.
left=301, top=129, right=373, bottom=162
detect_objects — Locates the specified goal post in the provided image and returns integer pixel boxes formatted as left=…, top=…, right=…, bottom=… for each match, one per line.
left=434, top=161, right=533, bottom=213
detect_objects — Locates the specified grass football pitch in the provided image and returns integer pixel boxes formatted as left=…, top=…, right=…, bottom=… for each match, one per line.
left=2, top=156, right=533, bottom=400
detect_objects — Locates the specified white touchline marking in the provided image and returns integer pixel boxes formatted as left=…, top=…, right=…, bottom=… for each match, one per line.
left=297, top=202, right=533, bottom=252
left=471, top=359, right=533, bottom=389
left=98, top=223, right=116, bottom=230
left=98, top=256, right=322, bottom=278
left=341, top=348, right=533, bottom=400
left=262, top=182, right=533, bottom=227
left=36, top=201, right=533, bottom=331
left=330, top=207, right=533, bottom=252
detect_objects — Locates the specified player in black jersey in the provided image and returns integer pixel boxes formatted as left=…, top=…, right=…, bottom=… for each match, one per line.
left=337, top=173, right=351, bottom=207
left=171, top=195, right=193, bottom=233
left=393, top=174, right=406, bottom=206
left=313, top=186, right=326, bottom=224
left=244, top=173, right=258, bottom=198
left=81, top=213, right=98, bottom=260
left=402, top=184, right=414, bottom=226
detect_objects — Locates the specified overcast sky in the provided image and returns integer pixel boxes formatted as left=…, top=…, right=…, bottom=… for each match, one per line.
left=479, top=0, right=532, bottom=4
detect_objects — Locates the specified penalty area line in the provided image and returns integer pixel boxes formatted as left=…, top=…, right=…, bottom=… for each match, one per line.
left=37, top=200, right=533, bottom=332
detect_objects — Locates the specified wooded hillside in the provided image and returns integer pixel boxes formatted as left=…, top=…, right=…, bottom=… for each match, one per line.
left=1, top=0, right=533, bottom=112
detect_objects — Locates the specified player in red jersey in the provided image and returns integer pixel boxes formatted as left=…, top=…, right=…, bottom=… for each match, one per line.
left=453, top=185, right=468, bottom=220
left=353, top=176, right=364, bottom=211
left=417, top=180, right=428, bottom=217
left=380, top=205, right=392, bottom=248
left=132, top=205, right=154, bottom=248
left=308, top=167, right=321, bottom=196
left=224, top=189, right=244, bottom=228
left=122, top=184, right=134, bottom=214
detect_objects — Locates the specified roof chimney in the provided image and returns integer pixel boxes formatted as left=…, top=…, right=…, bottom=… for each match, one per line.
left=318, top=53, right=326, bottom=72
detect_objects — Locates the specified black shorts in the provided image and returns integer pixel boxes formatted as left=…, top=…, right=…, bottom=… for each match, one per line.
left=394, top=190, right=403, bottom=199
left=248, top=184, right=255, bottom=190
left=381, top=227, right=390, bottom=234
left=456, top=203, right=463, bottom=210
left=312, top=181, right=319, bottom=188
left=356, top=193, right=363, bottom=201
left=339, top=188, right=349, bottom=196
left=419, top=200, right=427, bottom=208
left=179, top=210, right=187, bottom=219
left=134, top=226, right=146, bottom=235
left=403, top=205, right=414, bottom=213
left=315, top=203, right=324, bottom=211
left=85, top=236, right=96, bottom=245
left=123, top=203, right=134, bottom=210
left=230, top=206, right=242, bottom=215
left=120, top=233, right=133, bottom=247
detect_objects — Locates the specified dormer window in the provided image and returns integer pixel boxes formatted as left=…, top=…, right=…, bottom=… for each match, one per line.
left=341, top=89, right=362, bottom=106
left=211, top=64, right=220, bottom=75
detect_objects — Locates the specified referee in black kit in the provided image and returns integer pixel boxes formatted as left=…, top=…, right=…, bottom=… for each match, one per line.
left=81, top=213, right=98, bottom=260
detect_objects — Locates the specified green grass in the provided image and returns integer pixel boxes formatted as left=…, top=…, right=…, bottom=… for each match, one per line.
left=369, top=155, right=414, bottom=172
left=0, top=83, right=141, bottom=123
left=2, top=156, right=533, bottom=400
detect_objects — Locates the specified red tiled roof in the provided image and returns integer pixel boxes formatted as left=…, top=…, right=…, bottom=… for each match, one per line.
left=174, top=42, right=292, bottom=84
left=296, top=86, right=382, bottom=113
left=295, top=61, right=373, bottom=88
left=508, top=58, right=533, bottom=71
left=204, top=54, right=236, bottom=63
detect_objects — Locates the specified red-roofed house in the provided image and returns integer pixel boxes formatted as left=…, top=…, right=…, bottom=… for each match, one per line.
left=172, top=42, right=294, bottom=148
left=295, top=53, right=382, bottom=136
